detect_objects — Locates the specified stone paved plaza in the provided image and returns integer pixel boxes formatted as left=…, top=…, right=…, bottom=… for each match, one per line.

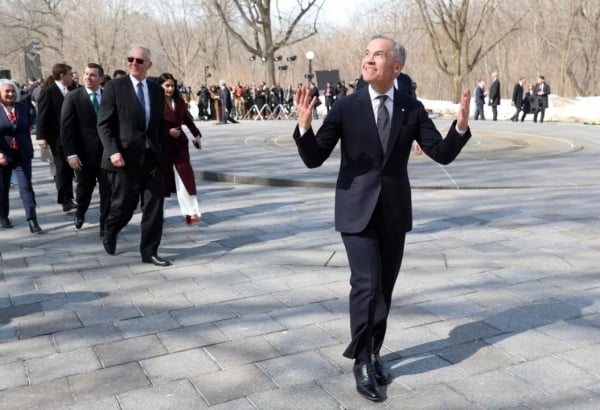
left=1, top=118, right=600, bottom=409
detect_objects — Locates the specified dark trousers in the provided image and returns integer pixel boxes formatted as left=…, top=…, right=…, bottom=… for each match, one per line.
left=491, top=105, right=498, bottom=121
left=511, top=107, right=521, bottom=121
left=104, top=150, right=165, bottom=259
left=0, top=154, right=37, bottom=220
left=75, top=162, right=111, bottom=229
left=534, top=103, right=546, bottom=123
left=341, top=200, right=406, bottom=362
left=52, top=145, right=74, bottom=205
left=474, top=104, right=485, bottom=120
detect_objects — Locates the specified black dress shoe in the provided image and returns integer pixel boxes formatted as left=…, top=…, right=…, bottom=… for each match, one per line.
left=353, top=363, right=383, bottom=402
left=372, top=354, right=392, bottom=385
left=142, top=255, right=172, bottom=267
left=74, top=213, right=84, bottom=229
left=28, top=218, right=42, bottom=234
left=103, top=237, right=116, bottom=255
left=1, top=217, right=13, bottom=228
left=62, top=200, right=77, bottom=212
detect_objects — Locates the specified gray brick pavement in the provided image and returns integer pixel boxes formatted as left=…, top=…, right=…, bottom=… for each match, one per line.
left=1, top=120, right=600, bottom=408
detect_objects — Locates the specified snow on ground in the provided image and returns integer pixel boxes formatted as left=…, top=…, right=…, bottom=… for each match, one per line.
left=421, top=95, right=600, bottom=124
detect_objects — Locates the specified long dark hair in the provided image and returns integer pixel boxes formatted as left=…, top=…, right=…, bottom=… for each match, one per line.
left=158, top=72, right=180, bottom=100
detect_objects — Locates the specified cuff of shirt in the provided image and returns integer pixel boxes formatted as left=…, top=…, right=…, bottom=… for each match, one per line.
left=455, top=125, right=468, bottom=136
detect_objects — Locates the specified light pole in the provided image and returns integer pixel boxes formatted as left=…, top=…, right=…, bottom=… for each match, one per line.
left=204, top=65, right=211, bottom=87
left=305, top=51, right=315, bottom=85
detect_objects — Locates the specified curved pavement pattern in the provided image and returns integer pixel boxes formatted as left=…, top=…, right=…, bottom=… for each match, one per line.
left=1, top=119, right=600, bottom=409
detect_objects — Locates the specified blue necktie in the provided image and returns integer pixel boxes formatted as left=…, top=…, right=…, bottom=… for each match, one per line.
left=137, top=82, right=146, bottom=126
left=91, top=92, right=99, bottom=115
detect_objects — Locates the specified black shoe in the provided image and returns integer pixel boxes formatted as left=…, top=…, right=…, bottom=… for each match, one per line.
left=372, top=354, right=392, bottom=385
left=1, top=217, right=13, bottom=228
left=74, top=212, right=84, bottom=229
left=142, top=255, right=172, bottom=267
left=62, top=200, right=77, bottom=212
left=352, top=363, right=383, bottom=402
left=103, top=237, right=116, bottom=255
left=28, top=218, right=42, bottom=234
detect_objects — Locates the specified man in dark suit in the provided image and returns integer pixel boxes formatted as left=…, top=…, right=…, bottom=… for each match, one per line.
left=61, top=63, right=110, bottom=235
left=97, top=46, right=171, bottom=266
left=293, top=35, right=471, bottom=402
left=488, top=71, right=500, bottom=121
left=534, top=75, right=551, bottom=123
left=510, top=77, right=526, bottom=122
left=36, top=63, right=77, bottom=212
left=218, top=80, right=238, bottom=124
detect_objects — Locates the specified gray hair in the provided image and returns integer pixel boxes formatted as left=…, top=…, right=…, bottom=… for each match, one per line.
left=129, top=45, right=152, bottom=62
left=370, top=34, right=407, bottom=65
left=0, top=78, right=20, bottom=101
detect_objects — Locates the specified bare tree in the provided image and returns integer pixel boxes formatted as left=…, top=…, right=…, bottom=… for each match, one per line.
left=415, top=0, right=523, bottom=102
left=211, top=0, right=324, bottom=85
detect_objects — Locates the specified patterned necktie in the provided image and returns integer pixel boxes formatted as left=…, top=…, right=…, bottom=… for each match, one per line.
left=91, top=92, right=99, bottom=114
left=136, top=82, right=146, bottom=126
left=376, top=95, right=390, bottom=154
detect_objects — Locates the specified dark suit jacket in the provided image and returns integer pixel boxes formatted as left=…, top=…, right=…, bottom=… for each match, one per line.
left=535, top=82, right=550, bottom=108
left=0, top=102, right=34, bottom=163
left=475, top=86, right=486, bottom=105
left=512, top=83, right=524, bottom=108
left=488, top=79, right=500, bottom=106
left=97, top=76, right=166, bottom=174
left=61, top=87, right=103, bottom=166
left=220, top=86, right=233, bottom=111
left=294, top=87, right=470, bottom=234
left=36, top=82, right=66, bottom=152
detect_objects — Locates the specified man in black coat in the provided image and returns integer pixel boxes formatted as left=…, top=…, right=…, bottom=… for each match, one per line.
left=534, top=75, right=551, bottom=123
left=510, top=77, right=526, bottom=122
left=97, top=46, right=170, bottom=266
left=61, top=63, right=110, bottom=235
left=293, top=34, right=471, bottom=402
left=488, top=71, right=501, bottom=121
left=36, top=63, right=77, bottom=212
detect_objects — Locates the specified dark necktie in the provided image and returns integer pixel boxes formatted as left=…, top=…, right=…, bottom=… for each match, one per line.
left=137, top=82, right=146, bottom=126
left=376, top=95, right=390, bottom=154
left=91, top=92, right=99, bottom=115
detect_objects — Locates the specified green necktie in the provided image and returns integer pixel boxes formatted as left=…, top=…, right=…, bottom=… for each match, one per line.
left=91, top=92, right=100, bottom=114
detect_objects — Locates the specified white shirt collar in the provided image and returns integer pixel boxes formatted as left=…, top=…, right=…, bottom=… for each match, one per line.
left=368, top=85, right=394, bottom=103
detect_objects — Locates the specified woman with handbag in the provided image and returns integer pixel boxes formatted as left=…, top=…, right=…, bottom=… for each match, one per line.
left=0, top=79, right=42, bottom=233
left=158, top=73, right=203, bottom=225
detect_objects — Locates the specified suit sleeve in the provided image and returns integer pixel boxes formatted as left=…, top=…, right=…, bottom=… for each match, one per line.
left=293, top=102, right=342, bottom=169
left=35, top=87, right=50, bottom=141
left=97, top=81, right=120, bottom=157
left=60, top=92, right=78, bottom=157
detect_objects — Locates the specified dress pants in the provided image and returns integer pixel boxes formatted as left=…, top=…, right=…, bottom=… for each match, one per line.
left=0, top=154, right=37, bottom=220
left=341, top=199, right=406, bottom=361
left=52, top=144, right=74, bottom=205
left=75, top=162, right=111, bottom=228
left=104, top=149, right=165, bottom=259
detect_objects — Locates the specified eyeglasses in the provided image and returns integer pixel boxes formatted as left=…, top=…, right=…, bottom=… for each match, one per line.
left=127, top=57, right=145, bottom=65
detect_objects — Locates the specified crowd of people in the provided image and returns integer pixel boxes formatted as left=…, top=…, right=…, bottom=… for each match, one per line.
left=474, top=72, right=551, bottom=123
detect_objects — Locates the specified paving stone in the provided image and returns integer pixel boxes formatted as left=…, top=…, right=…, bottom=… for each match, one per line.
left=0, top=378, right=74, bottom=410
left=505, top=356, right=600, bottom=393
left=389, top=354, right=469, bottom=389
left=118, top=379, right=207, bottom=409
left=270, top=303, right=339, bottom=329
left=204, top=398, right=256, bottom=410
left=524, top=388, right=600, bottom=410
left=25, top=347, right=102, bottom=384
left=76, top=303, right=143, bottom=326
left=264, top=325, right=340, bottom=355
left=0, top=360, right=27, bottom=390
left=257, top=351, right=341, bottom=387
left=486, top=329, right=573, bottom=360
left=56, top=396, right=121, bottom=410
left=134, top=293, right=195, bottom=317
left=140, top=348, right=220, bottom=385
left=226, top=294, right=288, bottom=316
left=16, top=310, right=82, bottom=339
left=449, top=369, right=545, bottom=409
left=170, top=304, right=238, bottom=327
left=115, top=311, right=180, bottom=338
left=94, top=334, right=168, bottom=368
left=0, top=335, right=56, bottom=364
left=68, top=362, right=151, bottom=402
left=438, top=340, right=523, bottom=375
left=248, top=382, right=340, bottom=410
left=205, top=335, right=282, bottom=369
left=157, top=322, right=230, bottom=352
left=53, top=322, right=122, bottom=352
left=318, top=372, right=389, bottom=409
left=192, top=364, right=275, bottom=405
left=217, top=312, right=285, bottom=340
left=386, top=383, right=481, bottom=409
